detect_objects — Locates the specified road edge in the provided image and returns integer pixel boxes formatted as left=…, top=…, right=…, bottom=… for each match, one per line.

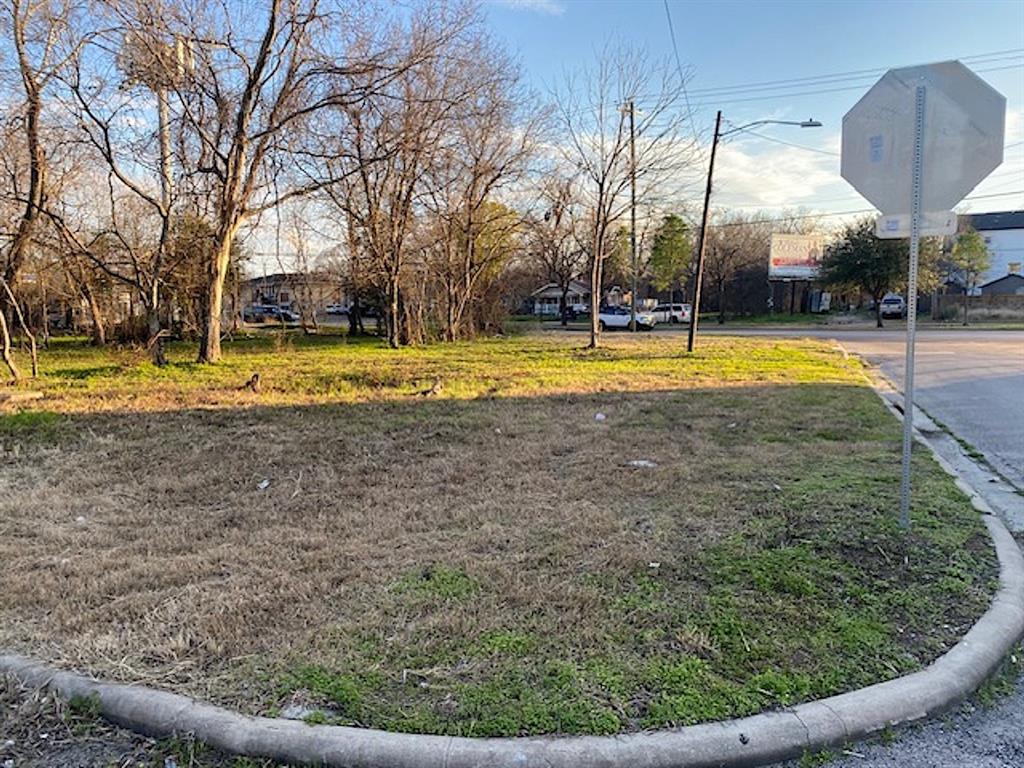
left=2, top=370, right=1023, bottom=767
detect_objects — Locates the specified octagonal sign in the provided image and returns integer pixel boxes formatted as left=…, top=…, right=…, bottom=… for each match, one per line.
left=841, top=60, right=1005, bottom=215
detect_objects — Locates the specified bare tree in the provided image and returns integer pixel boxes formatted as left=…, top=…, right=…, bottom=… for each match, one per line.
left=324, top=3, right=483, bottom=347
left=0, top=0, right=80, bottom=378
left=703, top=212, right=770, bottom=324
left=554, top=44, right=695, bottom=347
left=527, top=173, right=585, bottom=325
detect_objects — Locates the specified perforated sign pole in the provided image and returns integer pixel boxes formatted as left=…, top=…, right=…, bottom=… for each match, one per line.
left=899, top=83, right=926, bottom=530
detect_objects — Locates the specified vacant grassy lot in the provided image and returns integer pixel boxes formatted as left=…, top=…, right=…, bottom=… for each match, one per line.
left=0, top=332, right=997, bottom=737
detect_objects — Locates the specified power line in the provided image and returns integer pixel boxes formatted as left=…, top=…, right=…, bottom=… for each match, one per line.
left=662, top=0, right=707, bottom=166
left=705, top=190, right=1024, bottom=227
left=731, top=129, right=840, bottom=156
left=705, top=63, right=1023, bottom=105
left=687, top=49, right=1024, bottom=97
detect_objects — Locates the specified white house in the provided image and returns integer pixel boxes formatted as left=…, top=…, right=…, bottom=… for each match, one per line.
left=964, top=211, right=1024, bottom=293
left=530, top=279, right=591, bottom=316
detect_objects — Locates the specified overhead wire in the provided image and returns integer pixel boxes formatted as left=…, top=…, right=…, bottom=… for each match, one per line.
left=687, top=49, right=1024, bottom=97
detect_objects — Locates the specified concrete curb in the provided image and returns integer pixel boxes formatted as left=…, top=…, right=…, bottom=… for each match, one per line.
left=3, top=384, right=1023, bottom=766
left=4, top=518, right=1021, bottom=768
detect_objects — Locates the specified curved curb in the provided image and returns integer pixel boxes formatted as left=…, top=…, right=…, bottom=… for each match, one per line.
left=3, top=512, right=1021, bottom=768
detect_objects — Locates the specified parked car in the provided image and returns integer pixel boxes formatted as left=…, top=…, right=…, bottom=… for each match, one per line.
left=651, top=303, right=692, bottom=324
left=325, top=304, right=349, bottom=315
left=248, top=305, right=300, bottom=323
left=598, top=305, right=656, bottom=331
left=243, top=305, right=270, bottom=323
left=879, top=294, right=907, bottom=319
left=270, top=306, right=301, bottom=322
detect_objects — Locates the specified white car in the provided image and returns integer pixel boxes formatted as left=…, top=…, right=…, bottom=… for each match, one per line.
left=651, top=303, right=692, bottom=324
left=598, top=305, right=656, bottom=331
left=879, top=294, right=907, bottom=319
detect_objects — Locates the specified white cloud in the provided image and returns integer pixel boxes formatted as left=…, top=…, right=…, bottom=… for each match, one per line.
left=712, top=132, right=844, bottom=209
left=491, top=0, right=566, bottom=16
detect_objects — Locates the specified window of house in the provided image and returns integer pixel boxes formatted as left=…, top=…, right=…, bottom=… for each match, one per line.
left=1009, top=262, right=1021, bottom=275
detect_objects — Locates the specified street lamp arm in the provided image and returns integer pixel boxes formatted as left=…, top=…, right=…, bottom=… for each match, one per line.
left=720, top=118, right=822, bottom=137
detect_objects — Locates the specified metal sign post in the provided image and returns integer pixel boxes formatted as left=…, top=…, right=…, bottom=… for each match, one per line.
left=841, top=60, right=1005, bottom=530
left=899, top=84, right=926, bottom=530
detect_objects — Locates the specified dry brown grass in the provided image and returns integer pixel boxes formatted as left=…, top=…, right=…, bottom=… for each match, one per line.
left=0, top=334, right=997, bottom=736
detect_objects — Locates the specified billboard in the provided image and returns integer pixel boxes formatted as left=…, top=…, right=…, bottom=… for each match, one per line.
left=769, top=233, right=824, bottom=280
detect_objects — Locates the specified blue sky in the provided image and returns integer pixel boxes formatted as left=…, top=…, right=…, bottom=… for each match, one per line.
left=484, top=0, right=1024, bottom=219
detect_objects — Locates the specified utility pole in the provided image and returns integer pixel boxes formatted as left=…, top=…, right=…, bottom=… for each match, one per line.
left=687, top=110, right=721, bottom=353
left=626, top=100, right=638, bottom=332
left=687, top=112, right=820, bottom=352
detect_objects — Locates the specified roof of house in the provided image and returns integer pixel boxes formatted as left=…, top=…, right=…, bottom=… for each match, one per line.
left=962, top=210, right=1024, bottom=232
left=979, top=272, right=1024, bottom=289
left=241, top=272, right=335, bottom=286
left=530, top=279, right=591, bottom=298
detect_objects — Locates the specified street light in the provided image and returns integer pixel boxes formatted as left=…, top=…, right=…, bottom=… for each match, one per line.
left=686, top=114, right=822, bottom=352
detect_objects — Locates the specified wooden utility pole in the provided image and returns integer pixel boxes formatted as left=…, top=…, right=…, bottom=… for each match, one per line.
left=627, top=100, right=638, bottom=332
left=687, top=110, right=722, bottom=353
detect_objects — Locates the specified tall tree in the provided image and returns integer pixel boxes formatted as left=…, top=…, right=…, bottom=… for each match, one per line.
left=649, top=213, right=691, bottom=303
left=527, top=174, right=585, bottom=326
left=703, top=212, right=769, bottom=324
left=949, top=227, right=991, bottom=326
left=0, top=0, right=79, bottom=378
left=554, top=45, right=694, bottom=348
left=821, top=217, right=940, bottom=328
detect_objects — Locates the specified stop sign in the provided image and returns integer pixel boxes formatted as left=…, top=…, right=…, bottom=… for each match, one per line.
left=841, top=60, right=1005, bottom=215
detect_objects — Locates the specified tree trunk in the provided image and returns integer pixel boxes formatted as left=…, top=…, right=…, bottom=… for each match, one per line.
left=348, top=295, right=363, bottom=336
left=717, top=280, right=725, bottom=325
left=387, top=274, right=400, bottom=349
left=588, top=251, right=602, bottom=349
left=560, top=285, right=569, bottom=326
left=85, top=287, right=106, bottom=346
left=198, top=236, right=234, bottom=363
left=874, top=294, right=884, bottom=328
left=147, top=305, right=166, bottom=366
left=962, top=285, right=969, bottom=326
left=0, top=309, right=20, bottom=381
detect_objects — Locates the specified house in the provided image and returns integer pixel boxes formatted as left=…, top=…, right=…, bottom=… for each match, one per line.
left=962, top=210, right=1024, bottom=292
left=978, top=272, right=1024, bottom=296
left=529, top=279, right=591, bottom=316
left=241, top=272, right=346, bottom=313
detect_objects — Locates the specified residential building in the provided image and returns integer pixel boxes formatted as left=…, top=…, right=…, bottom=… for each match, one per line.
left=529, top=279, right=591, bottom=316
left=962, top=210, right=1024, bottom=293
left=241, top=272, right=347, bottom=313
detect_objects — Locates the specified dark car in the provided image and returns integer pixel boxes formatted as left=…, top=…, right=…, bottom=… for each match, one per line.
left=265, top=306, right=301, bottom=322
left=243, top=305, right=269, bottom=323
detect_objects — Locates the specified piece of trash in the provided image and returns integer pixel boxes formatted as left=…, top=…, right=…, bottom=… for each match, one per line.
left=594, top=412, right=607, bottom=422
left=648, top=562, right=660, bottom=569
left=74, top=516, right=86, bottom=524
left=494, top=428, right=502, bottom=434
left=164, top=758, right=178, bottom=768
left=3, top=759, right=13, bottom=768
left=257, top=479, right=271, bottom=491
left=727, top=422, right=737, bottom=429
left=626, top=459, right=658, bottom=469
left=772, top=483, right=782, bottom=491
